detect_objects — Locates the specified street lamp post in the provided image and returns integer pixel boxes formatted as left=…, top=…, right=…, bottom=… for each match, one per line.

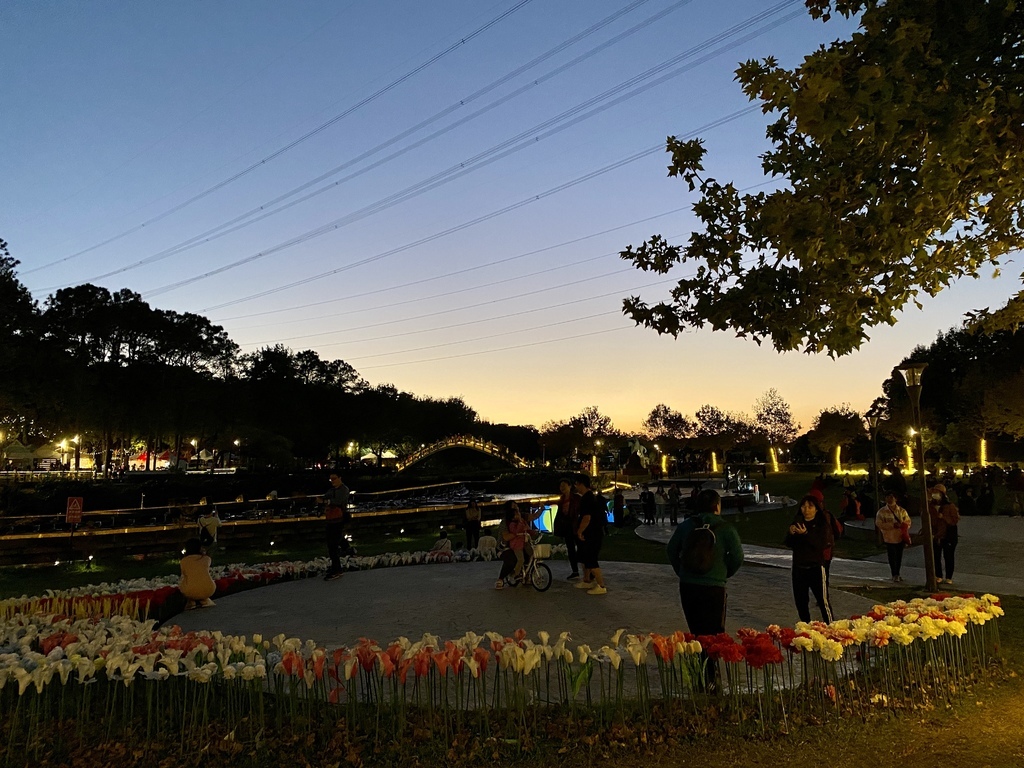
left=896, top=363, right=937, bottom=592
left=866, top=416, right=881, bottom=518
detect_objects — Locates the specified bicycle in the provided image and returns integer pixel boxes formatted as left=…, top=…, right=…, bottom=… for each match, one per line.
left=506, top=532, right=553, bottom=592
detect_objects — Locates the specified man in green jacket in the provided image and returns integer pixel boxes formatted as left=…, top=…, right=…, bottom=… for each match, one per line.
left=666, top=489, right=744, bottom=636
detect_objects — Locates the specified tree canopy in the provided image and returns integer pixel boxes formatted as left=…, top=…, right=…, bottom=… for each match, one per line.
left=621, top=0, right=1024, bottom=355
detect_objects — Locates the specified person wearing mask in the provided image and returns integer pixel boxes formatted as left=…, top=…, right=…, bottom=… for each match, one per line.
left=785, top=495, right=835, bottom=623
left=929, top=484, right=961, bottom=584
left=875, top=493, right=912, bottom=582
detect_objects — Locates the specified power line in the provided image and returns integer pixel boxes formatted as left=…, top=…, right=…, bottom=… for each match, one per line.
left=23, top=0, right=538, bottom=276
left=191, top=104, right=759, bottom=311
left=144, top=4, right=798, bottom=303
left=63, top=0, right=678, bottom=286
left=221, top=209, right=692, bottom=326
left=356, top=325, right=636, bottom=370
left=249, top=267, right=641, bottom=344
left=13, top=3, right=358, bottom=231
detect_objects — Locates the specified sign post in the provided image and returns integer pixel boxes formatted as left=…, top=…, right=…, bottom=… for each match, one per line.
left=66, top=497, right=83, bottom=561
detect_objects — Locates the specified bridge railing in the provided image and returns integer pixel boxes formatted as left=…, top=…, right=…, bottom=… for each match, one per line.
left=396, top=436, right=531, bottom=471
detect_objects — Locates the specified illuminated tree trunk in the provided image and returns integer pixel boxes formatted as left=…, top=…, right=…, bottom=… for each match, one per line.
left=770, top=446, right=779, bottom=473
left=833, top=445, right=842, bottom=475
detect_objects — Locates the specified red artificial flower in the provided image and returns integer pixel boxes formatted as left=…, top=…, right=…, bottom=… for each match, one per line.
left=650, top=633, right=674, bottom=663
left=281, top=651, right=304, bottom=676
left=472, top=646, right=490, bottom=674
left=433, top=651, right=450, bottom=677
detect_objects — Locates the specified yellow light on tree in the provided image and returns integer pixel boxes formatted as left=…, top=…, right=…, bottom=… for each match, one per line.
left=770, top=446, right=779, bottom=473
left=661, top=453, right=668, bottom=475
left=833, top=445, right=842, bottom=475
left=906, top=444, right=915, bottom=474
left=710, top=451, right=718, bottom=474
left=590, top=454, right=598, bottom=477
left=980, top=438, right=987, bottom=467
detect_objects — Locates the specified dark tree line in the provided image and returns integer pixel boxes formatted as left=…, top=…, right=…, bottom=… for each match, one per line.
left=0, top=243, right=539, bottom=473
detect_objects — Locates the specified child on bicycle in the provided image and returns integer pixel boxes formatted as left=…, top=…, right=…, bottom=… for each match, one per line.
left=507, top=506, right=531, bottom=582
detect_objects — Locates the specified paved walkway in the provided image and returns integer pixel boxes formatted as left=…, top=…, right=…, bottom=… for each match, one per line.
left=174, top=511, right=1024, bottom=649
left=635, top=513, right=1024, bottom=597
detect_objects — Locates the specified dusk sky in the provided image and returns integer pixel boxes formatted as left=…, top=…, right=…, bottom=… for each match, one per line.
left=2, top=0, right=1018, bottom=433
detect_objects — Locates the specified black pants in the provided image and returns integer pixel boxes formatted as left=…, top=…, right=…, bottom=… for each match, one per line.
left=562, top=535, right=579, bottom=575
left=465, top=520, right=481, bottom=550
left=679, top=583, right=727, bottom=691
left=934, top=530, right=958, bottom=579
left=886, top=543, right=905, bottom=577
left=669, top=502, right=679, bottom=526
left=792, top=565, right=833, bottom=623
left=326, top=522, right=345, bottom=573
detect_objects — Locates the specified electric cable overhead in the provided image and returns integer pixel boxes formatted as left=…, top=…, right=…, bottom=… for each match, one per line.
left=61, top=0, right=676, bottom=286
left=14, top=2, right=358, bottom=231
left=251, top=266, right=641, bottom=345
left=193, top=104, right=759, bottom=312
left=23, top=0, right=538, bottom=275
left=219, top=206, right=692, bottom=324
left=136, top=2, right=797, bottom=301
left=48, top=0, right=719, bottom=291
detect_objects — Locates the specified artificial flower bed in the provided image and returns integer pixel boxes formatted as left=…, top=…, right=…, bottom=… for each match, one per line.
left=0, top=588, right=1003, bottom=761
left=0, top=545, right=513, bottom=625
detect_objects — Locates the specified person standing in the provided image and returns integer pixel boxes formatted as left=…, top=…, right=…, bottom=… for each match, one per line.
left=552, top=478, right=580, bottom=579
left=875, top=493, right=911, bottom=582
left=573, top=475, right=607, bottom=594
left=612, top=486, right=626, bottom=527
left=666, top=488, right=743, bottom=691
left=322, top=472, right=350, bottom=582
left=464, top=499, right=482, bottom=550
left=667, top=482, right=681, bottom=526
left=639, top=484, right=655, bottom=525
left=785, top=495, right=834, bottom=623
left=654, top=487, right=668, bottom=525
left=667, top=488, right=743, bottom=631
left=929, top=484, right=960, bottom=584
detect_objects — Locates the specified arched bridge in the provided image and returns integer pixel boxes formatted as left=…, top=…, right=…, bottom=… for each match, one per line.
left=396, top=436, right=532, bottom=472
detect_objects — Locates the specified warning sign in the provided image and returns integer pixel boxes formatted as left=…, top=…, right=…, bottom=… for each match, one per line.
left=66, top=497, right=83, bottom=525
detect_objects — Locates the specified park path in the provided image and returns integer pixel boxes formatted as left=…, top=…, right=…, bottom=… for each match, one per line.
left=636, top=512, right=1024, bottom=597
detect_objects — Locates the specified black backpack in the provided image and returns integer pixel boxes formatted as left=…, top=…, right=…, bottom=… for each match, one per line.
left=682, top=521, right=718, bottom=574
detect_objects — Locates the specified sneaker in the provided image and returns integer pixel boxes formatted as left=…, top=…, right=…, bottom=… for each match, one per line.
left=945, top=579, right=953, bottom=586
left=199, top=598, right=216, bottom=608
left=323, top=571, right=343, bottom=582
left=494, top=580, right=504, bottom=590
left=567, top=572, right=580, bottom=581
left=936, top=577, right=945, bottom=584
left=895, top=575, right=903, bottom=583
left=574, top=580, right=593, bottom=589
left=587, top=585, right=608, bottom=595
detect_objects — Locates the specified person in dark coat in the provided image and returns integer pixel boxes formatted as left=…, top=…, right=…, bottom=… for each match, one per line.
left=785, top=495, right=835, bottom=623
